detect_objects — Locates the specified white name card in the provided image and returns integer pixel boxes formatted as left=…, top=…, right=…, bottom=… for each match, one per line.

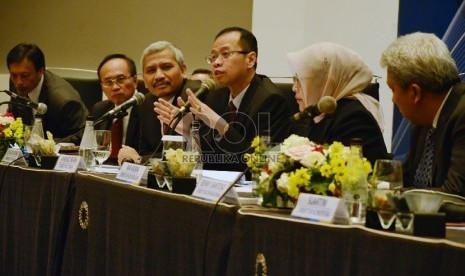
left=192, top=176, right=239, bottom=204
left=54, top=155, right=86, bottom=172
left=291, top=193, right=349, bottom=224
left=116, top=162, right=147, bottom=184
left=1, top=148, right=27, bottom=165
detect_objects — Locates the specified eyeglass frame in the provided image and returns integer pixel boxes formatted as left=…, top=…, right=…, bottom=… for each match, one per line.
left=101, top=75, right=135, bottom=87
left=292, top=74, right=301, bottom=84
left=205, top=50, right=251, bottom=64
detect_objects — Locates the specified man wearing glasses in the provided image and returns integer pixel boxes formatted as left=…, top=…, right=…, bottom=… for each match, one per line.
left=7, top=43, right=88, bottom=143
left=91, top=54, right=141, bottom=163
left=156, top=27, right=292, bottom=172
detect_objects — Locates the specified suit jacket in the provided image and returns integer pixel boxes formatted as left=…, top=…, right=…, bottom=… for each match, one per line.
left=288, top=98, right=389, bottom=165
left=138, top=79, right=201, bottom=157
left=90, top=100, right=140, bottom=150
left=9, top=70, right=88, bottom=144
left=200, top=74, right=292, bottom=172
left=404, top=82, right=465, bottom=196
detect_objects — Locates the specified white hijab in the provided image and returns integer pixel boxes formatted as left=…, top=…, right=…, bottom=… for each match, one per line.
left=286, top=42, right=384, bottom=130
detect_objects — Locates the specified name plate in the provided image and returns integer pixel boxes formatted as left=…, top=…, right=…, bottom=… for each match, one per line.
left=55, top=155, right=86, bottom=172
left=1, top=148, right=27, bottom=165
left=192, top=176, right=239, bottom=204
left=116, top=162, right=147, bottom=184
left=291, top=193, right=349, bottom=224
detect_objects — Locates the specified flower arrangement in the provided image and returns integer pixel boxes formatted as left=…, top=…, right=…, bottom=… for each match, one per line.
left=164, top=148, right=199, bottom=177
left=28, top=131, right=58, bottom=156
left=245, top=134, right=372, bottom=208
left=0, top=112, right=27, bottom=159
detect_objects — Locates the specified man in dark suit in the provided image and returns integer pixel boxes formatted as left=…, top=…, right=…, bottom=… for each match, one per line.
left=91, top=54, right=140, bottom=163
left=381, top=32, right=465, bottom=196
left=118, top=41, right=200, bottom=164
left=7, top=43, right=88, bottom=143
left=157, top=27, right=292, bottom=172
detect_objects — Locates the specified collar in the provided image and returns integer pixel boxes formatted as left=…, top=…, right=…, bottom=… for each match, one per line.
left=432, top=86, right=453, bottom=128
left=229, top=84, right=249, bottom=110
left=28, top=74, right=44, bottom=103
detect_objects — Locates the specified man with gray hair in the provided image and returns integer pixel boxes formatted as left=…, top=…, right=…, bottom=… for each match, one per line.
left=381, top=32, right=465, bottom=196
left=118, top=41, right=200, bottom=164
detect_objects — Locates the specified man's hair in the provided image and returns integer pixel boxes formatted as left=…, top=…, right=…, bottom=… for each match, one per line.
left=380, top=32, right=460, bottom=93
left=215, top=27, right=258, bottom=69
left=140, top=41, right=184, bottom=69
left=7, top=43, right=45, bottom=71
left=191, top=68, right=212, bottom=77
left=97, top=53, right=137, bottom=81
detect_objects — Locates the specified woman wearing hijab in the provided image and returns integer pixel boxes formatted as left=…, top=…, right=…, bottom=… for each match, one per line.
left=286, top=42, right=389, bottom=164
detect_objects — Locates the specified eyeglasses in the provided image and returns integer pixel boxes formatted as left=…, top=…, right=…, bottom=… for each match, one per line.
left=205, top=50, right=250, bottom=64
left=101, top=75, right=133, bottom=87
left=292, top=74, right=300, bottom=84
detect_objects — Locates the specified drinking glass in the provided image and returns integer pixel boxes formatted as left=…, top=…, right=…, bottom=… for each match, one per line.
left=91, top=130, right=111, bottom=170
left=369, top=159, right=403, bottom=229
left=371, top=159, right=403, bottom=191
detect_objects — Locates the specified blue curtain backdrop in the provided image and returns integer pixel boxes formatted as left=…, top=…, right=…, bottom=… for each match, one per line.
left=392, top=0, right=464, bottom=161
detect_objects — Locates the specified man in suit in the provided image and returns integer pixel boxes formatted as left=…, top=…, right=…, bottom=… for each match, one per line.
left=156, top=27, right=292, bottom=172
left=7, top=43, right=88, bottom=143
left=381, top=32, right=465, bottom=196
left=118, top=41, right=200, bottom=164
left=91, top=54, right=140, bottom=163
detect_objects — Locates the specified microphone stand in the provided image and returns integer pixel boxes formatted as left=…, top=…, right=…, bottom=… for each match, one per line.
left=0, top=101, right=33, bottom=110
left=93, top=109, right=128, bottom=127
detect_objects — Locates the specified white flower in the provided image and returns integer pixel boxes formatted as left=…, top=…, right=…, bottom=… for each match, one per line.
left=284, top=144, right=314, bottom=160
left=300, top=151, right=326, bottom=168
left=0, top=115, right=14, bottom=125
left=276, top=172, right=289, bottom=192
left=281, top=134, right=312, bottom=151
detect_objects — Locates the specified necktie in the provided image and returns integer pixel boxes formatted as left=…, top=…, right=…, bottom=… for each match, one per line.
left=228, top=101, right=237, bottom=123
left=111, top=118, right=123, bottom=159
left=413, top=127, right=435, bottom=188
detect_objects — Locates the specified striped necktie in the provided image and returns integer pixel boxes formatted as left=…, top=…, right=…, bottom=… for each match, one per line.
left=413, top=127, right=435, bottom=188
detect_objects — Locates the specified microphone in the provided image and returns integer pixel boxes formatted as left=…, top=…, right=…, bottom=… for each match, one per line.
left=1, top=90, right=48, bottom=114
left=93, top=91, right=145, bottom=125
left=174, top=78, right=216, bottom=117
left=292, top=95, right=337, bottom=121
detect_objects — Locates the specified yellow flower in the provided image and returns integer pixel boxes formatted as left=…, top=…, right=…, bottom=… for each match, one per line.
left=320, top=163, right=333, bottom=178
left=328, top=183, right=336, bottom=193
left=3, top=128, right=12, bottom=138
left=287, top=167, right=310, bottom=198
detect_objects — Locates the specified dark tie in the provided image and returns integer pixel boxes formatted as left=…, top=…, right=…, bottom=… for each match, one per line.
left=413, top=127, right=435, bottom=188
left=111, top=118, right=123, bottom=159
left=228, top=101, right=237, bottom=123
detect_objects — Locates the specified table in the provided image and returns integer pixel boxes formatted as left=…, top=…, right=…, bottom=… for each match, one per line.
left=59, top=172, right=238, bottom=275
left=226, top=207, right=465, bottom=276
left=0, top=165, right=75, bottom=276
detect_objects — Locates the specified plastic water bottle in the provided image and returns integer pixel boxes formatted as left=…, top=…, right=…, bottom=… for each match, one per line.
left=79, top=116, right=96, bottom=170
left=26, top=115, right=45, bottom=154
left=187, top=121, right=203, bottom=183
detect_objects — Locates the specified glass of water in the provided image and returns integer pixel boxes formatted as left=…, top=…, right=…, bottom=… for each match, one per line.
left=92, top=130, right=111, bottom=170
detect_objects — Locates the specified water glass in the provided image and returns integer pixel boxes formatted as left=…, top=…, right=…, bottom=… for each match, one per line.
left=92, top=130, right=111, bottom=170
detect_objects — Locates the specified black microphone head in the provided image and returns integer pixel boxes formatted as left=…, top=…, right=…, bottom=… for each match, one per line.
left=317, top=96, right=337, bottom=114
left=36, top=103, right=48, bottom=114
left=133, top=91, right=145, bottom=105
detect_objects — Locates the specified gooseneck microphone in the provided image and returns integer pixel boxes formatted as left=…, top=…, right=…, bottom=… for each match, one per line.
left=1, top=90, right=48, bottom=114
left=292, top=95, right=337, bottom=121
left=93, top=91, right=145, bottom=126
left=174, top=78, right=216, bottom=118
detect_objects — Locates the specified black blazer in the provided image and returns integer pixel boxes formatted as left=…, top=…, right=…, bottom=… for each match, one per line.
left=90, top=100, right=140, bottom=151
left=9, top=70, right=88, bottom=144
left=138, top=79, right=201, bottom=156
left=200, top=74, right=292, bottom=172
left=404, top=82, right=465, bottom=196
left=288, top=98, right=389, bottom=165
